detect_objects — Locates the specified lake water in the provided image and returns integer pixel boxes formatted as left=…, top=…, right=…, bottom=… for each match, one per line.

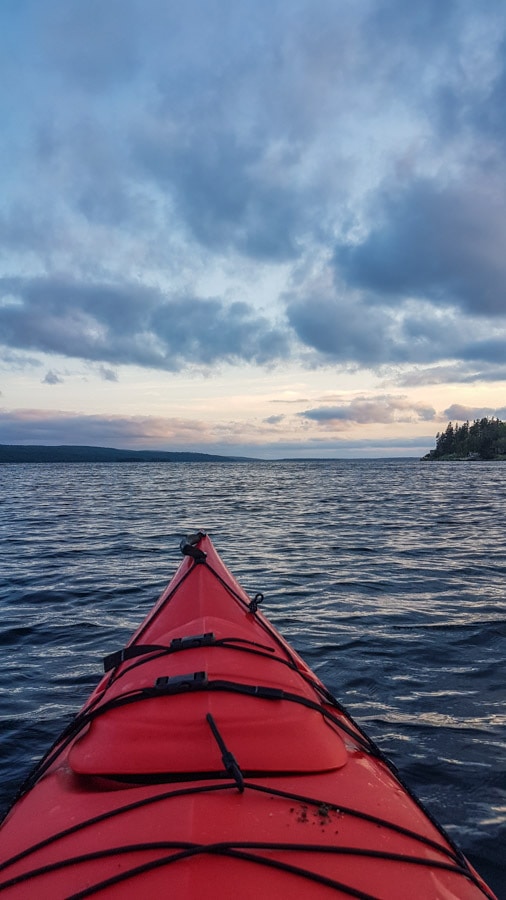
left=0, top=459, right=504, bottom=896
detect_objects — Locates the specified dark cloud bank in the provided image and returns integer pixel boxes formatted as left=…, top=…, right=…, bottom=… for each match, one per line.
left=334, top=178, right=506, bottom=319
left=2, top=270, right=505, bottom=377
left=0, top=277, right=288, bottom=371
left=1, top=1, right=506, bottom=380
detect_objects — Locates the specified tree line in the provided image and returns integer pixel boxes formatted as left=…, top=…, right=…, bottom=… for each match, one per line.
left=423, top=417, right=506, bottom=460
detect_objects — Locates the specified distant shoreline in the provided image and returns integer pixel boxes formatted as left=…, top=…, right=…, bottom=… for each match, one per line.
left=421, top=454, right=505, bottom=462
left=0, top=445, right=423, bottom=463
left=0, top=445, right=255, bottom=464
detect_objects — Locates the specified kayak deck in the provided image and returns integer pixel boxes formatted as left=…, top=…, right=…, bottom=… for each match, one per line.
left=0, top=533, right=497, bottom=899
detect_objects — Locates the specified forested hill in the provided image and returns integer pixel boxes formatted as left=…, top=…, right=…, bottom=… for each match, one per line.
left=422, top=417, right=506, bottom=460
left=0, top=445, right=254, bottom=463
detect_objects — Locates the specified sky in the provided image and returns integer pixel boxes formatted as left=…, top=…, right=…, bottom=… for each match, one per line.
left=1, top=0, right=506, bottom=459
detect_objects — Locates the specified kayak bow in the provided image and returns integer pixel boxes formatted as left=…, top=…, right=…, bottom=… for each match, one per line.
left=0, top=533, right=497, bottom=899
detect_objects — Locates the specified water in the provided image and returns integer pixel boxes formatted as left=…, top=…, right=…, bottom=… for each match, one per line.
left=0, top=459, right=505, bottom=896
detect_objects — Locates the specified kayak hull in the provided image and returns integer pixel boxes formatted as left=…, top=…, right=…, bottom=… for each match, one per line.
left=0, top=534, right=496, bottom=899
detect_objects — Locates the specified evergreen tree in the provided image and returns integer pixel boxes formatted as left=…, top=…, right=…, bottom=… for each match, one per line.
left=423, top=417, right=506, bottom=460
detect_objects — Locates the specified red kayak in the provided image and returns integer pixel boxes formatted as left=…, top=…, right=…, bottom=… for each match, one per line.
left=0, top=533, right=497, bottom=898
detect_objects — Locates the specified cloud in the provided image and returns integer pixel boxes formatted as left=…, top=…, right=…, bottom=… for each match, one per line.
left=0, top=349, right=43, bottom=372
left=393, top=364, right=506, bottom=387
left=263, top=414, right=285, bottom=425
left=0, top=276, right=289, bottom=371
left=0, top=408, right=211, bottom=448
left=443, top=403, right=506, bottom=422
left=286, top=271, right=394, bottom=365
left=152, top=296, right=288, bottom=366
left=285, top=251, right=506, bottom=370
left=461, top=335, right=506, bottom=364
left=98, top=365, right=118, bottom=382
left=135, top=126, right=310, bottom=261
left=270, top=397, right=310, bottom=405
left=42, top=370, right=64, bottom=385
left=300, top=395, right=436, bottom=427
left=285, top=265, right=503, bottom=368
left=334, top=176, right=506, bottom=318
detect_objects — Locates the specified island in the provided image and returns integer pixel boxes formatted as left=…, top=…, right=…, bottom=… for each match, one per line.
left=422, top=417, right=506, bottom=461
left=0, top=445, right=255, bottom=464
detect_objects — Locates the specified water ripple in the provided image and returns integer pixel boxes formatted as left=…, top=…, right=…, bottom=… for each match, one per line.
left=0, top=459, right=505, bottom=895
